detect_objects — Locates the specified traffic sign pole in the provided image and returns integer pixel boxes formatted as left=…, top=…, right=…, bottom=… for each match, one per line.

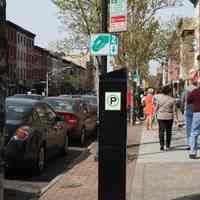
left=101, top=0, right=107, bottom=74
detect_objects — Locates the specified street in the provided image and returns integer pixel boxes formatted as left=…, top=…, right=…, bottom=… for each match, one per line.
left=4, top=139, right=94, bottom=200
left=2, top=123, right=143, bottom=200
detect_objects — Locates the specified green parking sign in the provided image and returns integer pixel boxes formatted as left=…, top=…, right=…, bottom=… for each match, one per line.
left=90, top=34, right=118, bottom=56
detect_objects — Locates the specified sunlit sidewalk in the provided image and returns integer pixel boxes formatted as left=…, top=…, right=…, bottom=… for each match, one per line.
left=130, top=125, right=200, bottom=200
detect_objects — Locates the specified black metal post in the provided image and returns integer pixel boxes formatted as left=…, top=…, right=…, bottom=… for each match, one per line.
left=0, top=0, right=7, bottom=199
left=101, top=0, right=107, bottom=74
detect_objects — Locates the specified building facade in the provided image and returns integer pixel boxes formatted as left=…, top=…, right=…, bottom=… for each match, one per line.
left=5, top=21, right=90, bottom=96
left=6, top=21, right=36, bottom=94
left=178, top=18, right=195, bottom=80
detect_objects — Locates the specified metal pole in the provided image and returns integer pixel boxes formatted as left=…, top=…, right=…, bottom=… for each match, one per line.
left=0, top=0, right=7, bottom=199
left=46, top=72, right=48, bottom=97
left=101, top=0, right=108, bottom=74
left=98, top=0, right=108, bottom=199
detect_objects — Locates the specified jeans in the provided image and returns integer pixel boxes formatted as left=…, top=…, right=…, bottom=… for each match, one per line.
left=185, top=106, right=193, bottom=146
left=158, top=119, right=173, bottom=148
left=190, top=112, right=200, bottom=155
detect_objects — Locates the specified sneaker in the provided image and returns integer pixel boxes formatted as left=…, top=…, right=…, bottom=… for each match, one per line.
left=160, top=146, right=164, bottom=151
left=189, top=154, right=196, bottom=159
left=186, top=146, right=191, bottom=151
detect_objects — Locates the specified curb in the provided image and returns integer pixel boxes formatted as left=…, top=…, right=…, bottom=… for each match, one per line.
left=35, top=142, right=95, bottom=199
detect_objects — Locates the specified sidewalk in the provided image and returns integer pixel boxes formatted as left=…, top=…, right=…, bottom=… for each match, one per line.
left=38, top=125, right=140, bottom=200
left=131, top=125, right=200, bottom=200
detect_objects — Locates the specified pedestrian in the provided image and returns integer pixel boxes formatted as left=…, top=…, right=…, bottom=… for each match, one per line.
left=154, top=85, right=178, bottom=151
left=127, top=88, right=133, bottom=124
left=181, top=68, right=198, bottom=150
left=143, top=88, right=154, bottom=130
left=187, top=77, right=200, bottom=159
left=152, top=88, right=162, bottom=128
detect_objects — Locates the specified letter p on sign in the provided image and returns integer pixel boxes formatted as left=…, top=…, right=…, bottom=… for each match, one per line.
left=105, top=92, right=121, bottom=111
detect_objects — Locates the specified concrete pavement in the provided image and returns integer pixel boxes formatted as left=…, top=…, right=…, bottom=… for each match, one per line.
left=131, top=125, right=200, bottom=200
left=38, top=124, right=142, bottom=200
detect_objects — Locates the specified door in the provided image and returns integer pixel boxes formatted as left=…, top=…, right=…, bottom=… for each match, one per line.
left=35, top=104, right=57, bottom=156
left=81, top=102, right=94, bottom=133
left=44, top=104, right=65, bottom=150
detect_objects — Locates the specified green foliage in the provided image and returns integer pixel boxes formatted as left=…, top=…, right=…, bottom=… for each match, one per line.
left=52, top=0, right=101, bottom=52
left=51, top=0, right=181, bottom=78
left=63, top=74, right=80, bottom=90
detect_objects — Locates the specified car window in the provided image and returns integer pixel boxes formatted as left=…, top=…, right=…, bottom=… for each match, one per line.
left=44, top=98, right=74, bottom=112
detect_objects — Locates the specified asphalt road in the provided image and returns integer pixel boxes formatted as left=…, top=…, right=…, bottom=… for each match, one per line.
left=4, top=138, right=94, bottom=200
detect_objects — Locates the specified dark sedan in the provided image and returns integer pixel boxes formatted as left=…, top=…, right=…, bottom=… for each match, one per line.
left=4, top=97, right=68, bottom=174
left=43, top=97, right=97, bottom=146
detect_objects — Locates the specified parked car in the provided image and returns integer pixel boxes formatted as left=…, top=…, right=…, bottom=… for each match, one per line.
left=81, top=95, right=97, bottom=106
left=4, top=97, right=68, bottom=174
left=43, top=96, right=97, bottom=146
left=13, top=93, right=43, bottom=100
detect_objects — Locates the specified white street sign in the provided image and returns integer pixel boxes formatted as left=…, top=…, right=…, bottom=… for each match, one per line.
left=110, top=0, right=127, bottom=32
left=105, top=92, right=121, bottom=111
left=90, top=34, right=118, bottom=56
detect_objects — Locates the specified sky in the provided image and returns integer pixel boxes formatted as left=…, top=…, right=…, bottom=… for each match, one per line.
left=6, top=0, right=195, bottom=74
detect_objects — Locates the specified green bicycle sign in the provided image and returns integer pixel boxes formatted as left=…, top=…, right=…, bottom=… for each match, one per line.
left=90, top=34, right=118, bottom=56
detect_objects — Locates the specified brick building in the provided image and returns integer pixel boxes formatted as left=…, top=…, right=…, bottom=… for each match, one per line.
left=167, top=31, right=181, bottom=83
left=5, top=21, right=90, bottom=96
left=6, top=21, right=36, bottom=94
left=178, top=18, right=196, bottom=80
left=6, top=21, right=17, bottom=95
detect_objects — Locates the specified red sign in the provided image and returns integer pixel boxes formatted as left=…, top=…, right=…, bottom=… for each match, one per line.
left=111, top=16, right=126, bottom=23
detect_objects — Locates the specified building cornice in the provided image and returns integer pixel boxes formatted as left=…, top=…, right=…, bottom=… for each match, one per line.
left=6, top=20, right=36, bottom=38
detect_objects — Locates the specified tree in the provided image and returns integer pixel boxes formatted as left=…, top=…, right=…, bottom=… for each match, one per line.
left=51, top=0, right=182, bottom=77
left=51, top=0, right=101, bottom=53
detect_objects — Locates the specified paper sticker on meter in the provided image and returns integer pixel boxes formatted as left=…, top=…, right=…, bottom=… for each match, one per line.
left=105, top=92, right=121, bottom=111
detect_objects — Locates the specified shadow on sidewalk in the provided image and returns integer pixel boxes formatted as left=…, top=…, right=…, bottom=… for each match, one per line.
left=172, top=193, right=200, bottom=200
left=127, top=135, right=186, bottom=148
left=7, top=148, right=91, bottom=183
left=4, top=189, right=36, bottom=200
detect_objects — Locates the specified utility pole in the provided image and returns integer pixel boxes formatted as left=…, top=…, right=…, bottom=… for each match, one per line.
left=0, top=0, right=7, bottom=199
left=101, top=0, right=108, bottom=74
left=46, top=72, right=49, bottom=97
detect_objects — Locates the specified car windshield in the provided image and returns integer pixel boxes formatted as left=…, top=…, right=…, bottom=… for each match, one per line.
left=45, top=99, right=74, bottom=112
left=6, top=102, right=32, bottom=120
left=83, top=97, right=97, bottom=105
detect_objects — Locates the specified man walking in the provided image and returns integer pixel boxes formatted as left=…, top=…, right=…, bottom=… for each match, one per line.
left=187, top=77, right=200, bottom=159
left=181, top=69, right=198, bottom=150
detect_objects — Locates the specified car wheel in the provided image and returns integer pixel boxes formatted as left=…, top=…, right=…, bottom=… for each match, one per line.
left=80, top=128, right=86, bottom=147
left=35, top=145, right=46, bottom=174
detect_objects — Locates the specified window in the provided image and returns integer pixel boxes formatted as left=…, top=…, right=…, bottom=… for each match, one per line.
left=17, top=35, right=20, bottom=44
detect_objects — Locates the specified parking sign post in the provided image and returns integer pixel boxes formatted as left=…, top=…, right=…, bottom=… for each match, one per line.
left=98, top=69, right=127, bottom=200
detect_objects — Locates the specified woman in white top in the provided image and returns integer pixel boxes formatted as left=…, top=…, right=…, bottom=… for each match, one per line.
left=154, top=85, right=178, bottom=151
